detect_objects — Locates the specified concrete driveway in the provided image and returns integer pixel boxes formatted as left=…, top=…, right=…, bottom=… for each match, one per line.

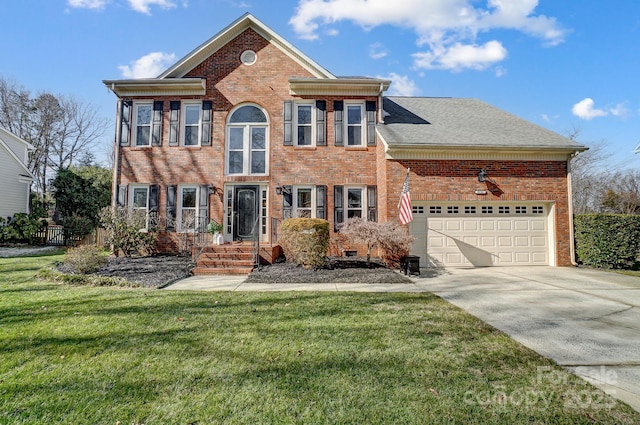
left=421, top=266, right=640, bottom=412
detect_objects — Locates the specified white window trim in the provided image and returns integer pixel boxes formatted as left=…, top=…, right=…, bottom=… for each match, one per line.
left=294, top=102, right=316, bottom=147
left=132, top=101, right=153, bottom=147
left=344, top=102, right=365, bottom=147
left=181, top=102, right=202, bottom=147
left=129, top=184, right=150, bottom=229
left=293, top=185, right=316, bottom=218
left=177, top=184, right=199, bottom=232
left=225, top=104, right=270, bottom=176
left=344, top=186, right=366, bottom=219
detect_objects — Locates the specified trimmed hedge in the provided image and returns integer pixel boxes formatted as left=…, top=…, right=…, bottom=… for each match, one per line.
left=574, top=214, right=640, bottom=269
left=279, top=218, right=330, bottom=268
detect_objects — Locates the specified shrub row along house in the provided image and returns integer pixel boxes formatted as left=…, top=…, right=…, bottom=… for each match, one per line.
left=103, top=13, right=587, bottom=271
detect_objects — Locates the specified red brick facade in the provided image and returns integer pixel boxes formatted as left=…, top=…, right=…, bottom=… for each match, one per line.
left=108, top=16, right=577, bottom=266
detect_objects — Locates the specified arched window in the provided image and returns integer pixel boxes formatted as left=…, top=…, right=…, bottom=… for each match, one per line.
left=226, top=104, right=269, bottom=175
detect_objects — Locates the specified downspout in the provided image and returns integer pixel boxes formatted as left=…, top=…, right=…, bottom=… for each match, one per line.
left=111, top=90, right=122, bottom=209
left=567, top=151, right=578, bottom=266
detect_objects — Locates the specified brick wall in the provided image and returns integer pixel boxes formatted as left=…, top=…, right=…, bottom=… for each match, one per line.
left=385, top=159, right=574, bottom=266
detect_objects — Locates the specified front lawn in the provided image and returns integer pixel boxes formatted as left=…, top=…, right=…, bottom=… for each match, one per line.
left=1, top=253, right=639, bottom=424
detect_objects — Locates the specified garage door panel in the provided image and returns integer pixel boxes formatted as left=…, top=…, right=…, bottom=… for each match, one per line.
left=412, top=203, right=550, bottom=267
left=497, top=220, right=512, bottom=231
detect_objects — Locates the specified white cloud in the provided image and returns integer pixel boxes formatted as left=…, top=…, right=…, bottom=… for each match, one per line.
left=118, top=52, right=177, bottom=78
left=127, top=0, right=176, bottom=14
left=289, top=0, right=567, bottom=71
left=369, top=42, right=388, bottom=60
left=571, top=98, right=631, bottom=121
left=572, top=98, right=608, bottom=120
left=67, top=0, right=108, bottom=9
left=495, top=65, right=507, bottom=77
left=413, top=40, right=506, bottom=71
left=382, top=73, right=419, bottom=96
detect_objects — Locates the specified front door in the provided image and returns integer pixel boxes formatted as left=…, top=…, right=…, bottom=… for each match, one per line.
left=233, top=185, right=259, bottom=240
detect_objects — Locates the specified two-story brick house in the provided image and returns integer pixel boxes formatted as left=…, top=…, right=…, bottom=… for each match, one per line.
left=104, top=13, right=586, bottom=270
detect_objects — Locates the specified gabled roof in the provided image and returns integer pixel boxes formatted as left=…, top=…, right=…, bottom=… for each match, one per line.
left=379, top=97, right=587, bottom=156
left=159, top=13, right=335, bottom=80
left=0, top=127, right=34, bottom=180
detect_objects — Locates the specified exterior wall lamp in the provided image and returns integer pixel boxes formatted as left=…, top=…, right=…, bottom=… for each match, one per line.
left=477, top=169, right=488, bottom=182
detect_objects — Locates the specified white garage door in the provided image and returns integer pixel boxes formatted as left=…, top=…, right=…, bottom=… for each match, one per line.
left=409, top=203, right=552, bottom=267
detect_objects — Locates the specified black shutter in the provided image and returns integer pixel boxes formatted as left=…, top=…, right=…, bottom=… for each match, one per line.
left=199, top=185, right=209, bottom=231
left=316, top=185, right=327, bottom=219
left=169, top=101, right=180, bottom=146
left=151, top=101, right=163, bottom=146
left=149, top=184, right=159, bottom=229
left=119, top=100, right=131, bottom=146
left=367, top=185, right=377, bottom=222
left=366, top=101, right=376, bottom=146
left=201, top=100, right=212, bottom=146
left=334, top=101, right=343, bottom=146
left=116, top=184, right=127, bottom=207
left=166, top=185, right=177, bottom=231
left=316, top=100, right=326, bottom=146
left=334, top=185, right=343, bottom=231
left=283, top=101, right=293, bottom=146
left=282, top=185, right=293, bottom=219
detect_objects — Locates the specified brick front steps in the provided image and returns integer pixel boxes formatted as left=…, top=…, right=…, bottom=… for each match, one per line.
left=193, top=244, right=256, bottom=275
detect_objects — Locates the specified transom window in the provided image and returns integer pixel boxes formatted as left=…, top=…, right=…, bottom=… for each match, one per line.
left=133, top=103, right=152, bottom=146
left=226, top=105, right=269, bottom=175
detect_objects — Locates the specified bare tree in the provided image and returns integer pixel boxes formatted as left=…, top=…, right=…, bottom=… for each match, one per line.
left=0, top=75, right=109, bottom=194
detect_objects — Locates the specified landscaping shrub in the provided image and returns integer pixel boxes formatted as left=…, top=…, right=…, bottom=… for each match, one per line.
left=62, top=213, right=95, bottom=242
left=0, top=212, right=46, bottom=244
left=63, top=244, right=107, bottom=274
left=99, top=207, right=157, bottom=257
left=279, top=218, right=329, bottom=268
left=339, top=217, right=382, bottom=265
left=376, top=221, right=415, bottom=269
left=575, top=214, right=640, bottom=269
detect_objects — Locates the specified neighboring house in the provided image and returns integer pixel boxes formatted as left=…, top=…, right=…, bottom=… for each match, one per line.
left=103, top=13, right=587, bottom=268
left=0, top=127, right=34, bottom=220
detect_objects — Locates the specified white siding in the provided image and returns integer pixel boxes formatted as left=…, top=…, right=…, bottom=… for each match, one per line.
left=0, top=144, right=30, bottom=219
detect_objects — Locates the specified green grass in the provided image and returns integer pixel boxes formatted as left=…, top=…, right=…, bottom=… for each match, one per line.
left=1, top=253, right=639, bottom=424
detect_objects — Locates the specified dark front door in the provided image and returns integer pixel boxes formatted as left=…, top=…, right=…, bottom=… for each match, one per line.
left=234, top=185, right=259, bottom=240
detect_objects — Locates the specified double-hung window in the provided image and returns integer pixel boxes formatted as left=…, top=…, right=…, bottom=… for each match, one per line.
left=178, top=185, right=198, bottom=231
left=182, top=103, right=201, bottom=146
left=346, top=187, right=364, bottom=218
left=295, top=103, right=313, bottom=146
left=130, top=185, right=149, bottom=228
left=346, top=103, right=365, bottom=146
left=294, top=186, right=313, bottom=218
left=133, top=103, right=152, bottom=146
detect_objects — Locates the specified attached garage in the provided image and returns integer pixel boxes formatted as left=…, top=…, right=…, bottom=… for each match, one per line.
left=409, top=202, right=555, bottom=267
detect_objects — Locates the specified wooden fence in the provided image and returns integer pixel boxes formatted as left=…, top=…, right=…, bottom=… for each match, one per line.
left=33, top=225, right=109, bottom=247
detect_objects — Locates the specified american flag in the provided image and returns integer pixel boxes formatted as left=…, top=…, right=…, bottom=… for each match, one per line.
left=398, top=169, right=413, bottom=225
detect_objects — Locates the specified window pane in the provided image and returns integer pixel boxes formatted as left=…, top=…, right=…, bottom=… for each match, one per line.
left=229, top=151, right=243, bottom=174
left=184, top=126, right=198, bottom=145
left=182, top=188, right=197, bottom=208
left=347, top=126, right=361, bottom=146
left=229, top=105, right=267, bottom=123
left=297, top=126, right=311, bottom=145
left=251, top=127, right=265, bottom=149
left=229, top=128, right=243, bottom=149
left=185, top=105, right=200, bottom=125
left=347, top=188, right=362, bottom=208
left=297, top=105, right=311, bottom=125
left=137, top=105, right=152, bottom=125
left=297, top=189, right=312, bottom=208
left=132, top=188, right=148, bottom=208
left=347, top=105, right=362, bottom=124
left=348, top=210, right=362, bottom=218
left=136, top=127, right=150, bottom=146
left=251, top=151, right=265, bottom=174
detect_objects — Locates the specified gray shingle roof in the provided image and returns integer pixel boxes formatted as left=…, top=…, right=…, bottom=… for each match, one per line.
left=379, top=97, right=586, bottom=152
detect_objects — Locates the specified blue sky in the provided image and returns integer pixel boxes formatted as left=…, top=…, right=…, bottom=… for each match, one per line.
left=1, top=0, right=639, bottom=169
